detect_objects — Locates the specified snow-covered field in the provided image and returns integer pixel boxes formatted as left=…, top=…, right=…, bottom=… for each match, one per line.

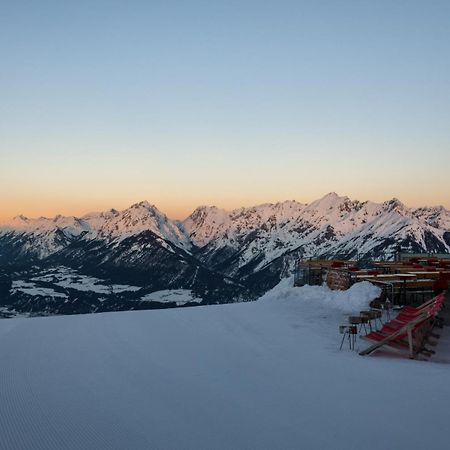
left=1, top=280, right=449, bottom=450
left=140, top=289, right=202, bottom=305
left=31, top=266, right=141, bottom=294
left=11, top=280, right=69, bottom=299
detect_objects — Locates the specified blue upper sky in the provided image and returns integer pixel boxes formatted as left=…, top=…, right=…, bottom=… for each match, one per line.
left=1, top=0, right=449, bottom=219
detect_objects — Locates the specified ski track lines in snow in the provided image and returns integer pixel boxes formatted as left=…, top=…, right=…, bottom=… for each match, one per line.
left=0, top=318, right=150, bottom=450
left=1, top=283, right=450, bottom=450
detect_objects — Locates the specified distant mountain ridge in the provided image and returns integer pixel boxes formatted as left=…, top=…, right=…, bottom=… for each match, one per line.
left=1, top=193, right=449, bottom=314
left=2, top=193, right=450, bottom=268
left=181, top=193, right=450, bottom=291
left=0, top=201, right=190, bottom=259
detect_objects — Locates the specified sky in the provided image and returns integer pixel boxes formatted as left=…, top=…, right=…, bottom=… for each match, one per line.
left=1, top=0, right=450, bottom=220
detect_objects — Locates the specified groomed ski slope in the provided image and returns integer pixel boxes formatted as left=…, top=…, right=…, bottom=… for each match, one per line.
left=1, top=280, right=450, bottom=450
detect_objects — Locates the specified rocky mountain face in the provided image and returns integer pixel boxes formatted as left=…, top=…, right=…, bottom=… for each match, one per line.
left=1, top=193, right=449, bottom=316
left=182, top=193, right=450, bottom=288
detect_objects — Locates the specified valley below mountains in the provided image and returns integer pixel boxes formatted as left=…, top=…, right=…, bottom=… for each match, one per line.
left=1, top=192, right=449, bottom=317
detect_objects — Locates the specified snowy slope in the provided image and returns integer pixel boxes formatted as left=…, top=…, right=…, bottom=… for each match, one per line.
left=0, top=214, right=90, bottom=259
left=82, top=201, right=191, bottom=250
left=413, top=205, right=450, bottom=230
left=1, top=281, right=450, bottom=450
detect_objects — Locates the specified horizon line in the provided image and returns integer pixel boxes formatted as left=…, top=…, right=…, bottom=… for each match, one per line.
left=2, top=192, right=448, bottom=224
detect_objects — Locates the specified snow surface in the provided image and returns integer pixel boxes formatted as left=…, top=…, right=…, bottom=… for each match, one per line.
left=0, top=280, right=450, bottom=450
left=31, top=266, right=141, bottom=294
left=140, top=289, right=202, bottom=305
left=11, top=280, right=68, bottom=299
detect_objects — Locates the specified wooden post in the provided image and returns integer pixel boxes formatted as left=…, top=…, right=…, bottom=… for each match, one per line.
left=407, top=325, right=414, bottom=359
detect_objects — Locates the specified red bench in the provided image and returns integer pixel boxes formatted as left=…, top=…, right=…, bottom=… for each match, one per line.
left=359, top=293, right=445, bottom=359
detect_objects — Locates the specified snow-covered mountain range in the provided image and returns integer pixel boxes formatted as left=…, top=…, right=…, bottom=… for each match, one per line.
left=1, top=192, right=449, bottom=313
left=0, top=201, right=190, bottom=259
left=181, top=193, right=450, bottom=291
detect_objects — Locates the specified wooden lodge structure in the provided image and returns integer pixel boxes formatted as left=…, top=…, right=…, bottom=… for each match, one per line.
left=295, top=254, right=450, bottom=306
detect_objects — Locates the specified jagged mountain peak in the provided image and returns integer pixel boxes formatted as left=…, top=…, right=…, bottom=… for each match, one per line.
left=189, top=205, right=228, bottom=216
left=186, top=205, right=230, bottom=224
left=7, top=214, right=30, bottom=227
left=82, top=201, right=191, bottom=250
left=382, top=198, right=408, bottom=215
left=317, top=191, right=347, bottom=202
left=121, top=201, right=172, bottom=224
left=123, top=201, right=167, bottom=221
left=15, top=214, right=30, bottom=221
left=414, top=204, right=447, bottom=214
left=129, top=200, right=158, bottom=210
left=304, top=192, right=351, bottom=211
left=320, top=191, right=341, bottom=200
left=183, top=206, right=231, bottom=246
left=301, top=193, right=360, bottom=228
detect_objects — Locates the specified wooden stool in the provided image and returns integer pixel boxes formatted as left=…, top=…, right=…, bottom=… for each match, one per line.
left=350, top=314, right=368, bottom=335
left=360, top=311, right=375, bottom=331
left=370, top=309, right=383, bottom=328
left=339, top=324, right=358, bottom=350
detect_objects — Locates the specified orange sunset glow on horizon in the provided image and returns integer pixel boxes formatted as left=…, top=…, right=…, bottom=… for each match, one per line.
left=2, top=183, right=449, bottom=223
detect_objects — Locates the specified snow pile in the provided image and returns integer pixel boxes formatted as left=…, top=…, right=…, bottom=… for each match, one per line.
left=259, top=277, right=381, bottom=314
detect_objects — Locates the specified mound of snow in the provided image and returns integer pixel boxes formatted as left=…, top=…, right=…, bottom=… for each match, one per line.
left=259, top=277, right=381, bottom=314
